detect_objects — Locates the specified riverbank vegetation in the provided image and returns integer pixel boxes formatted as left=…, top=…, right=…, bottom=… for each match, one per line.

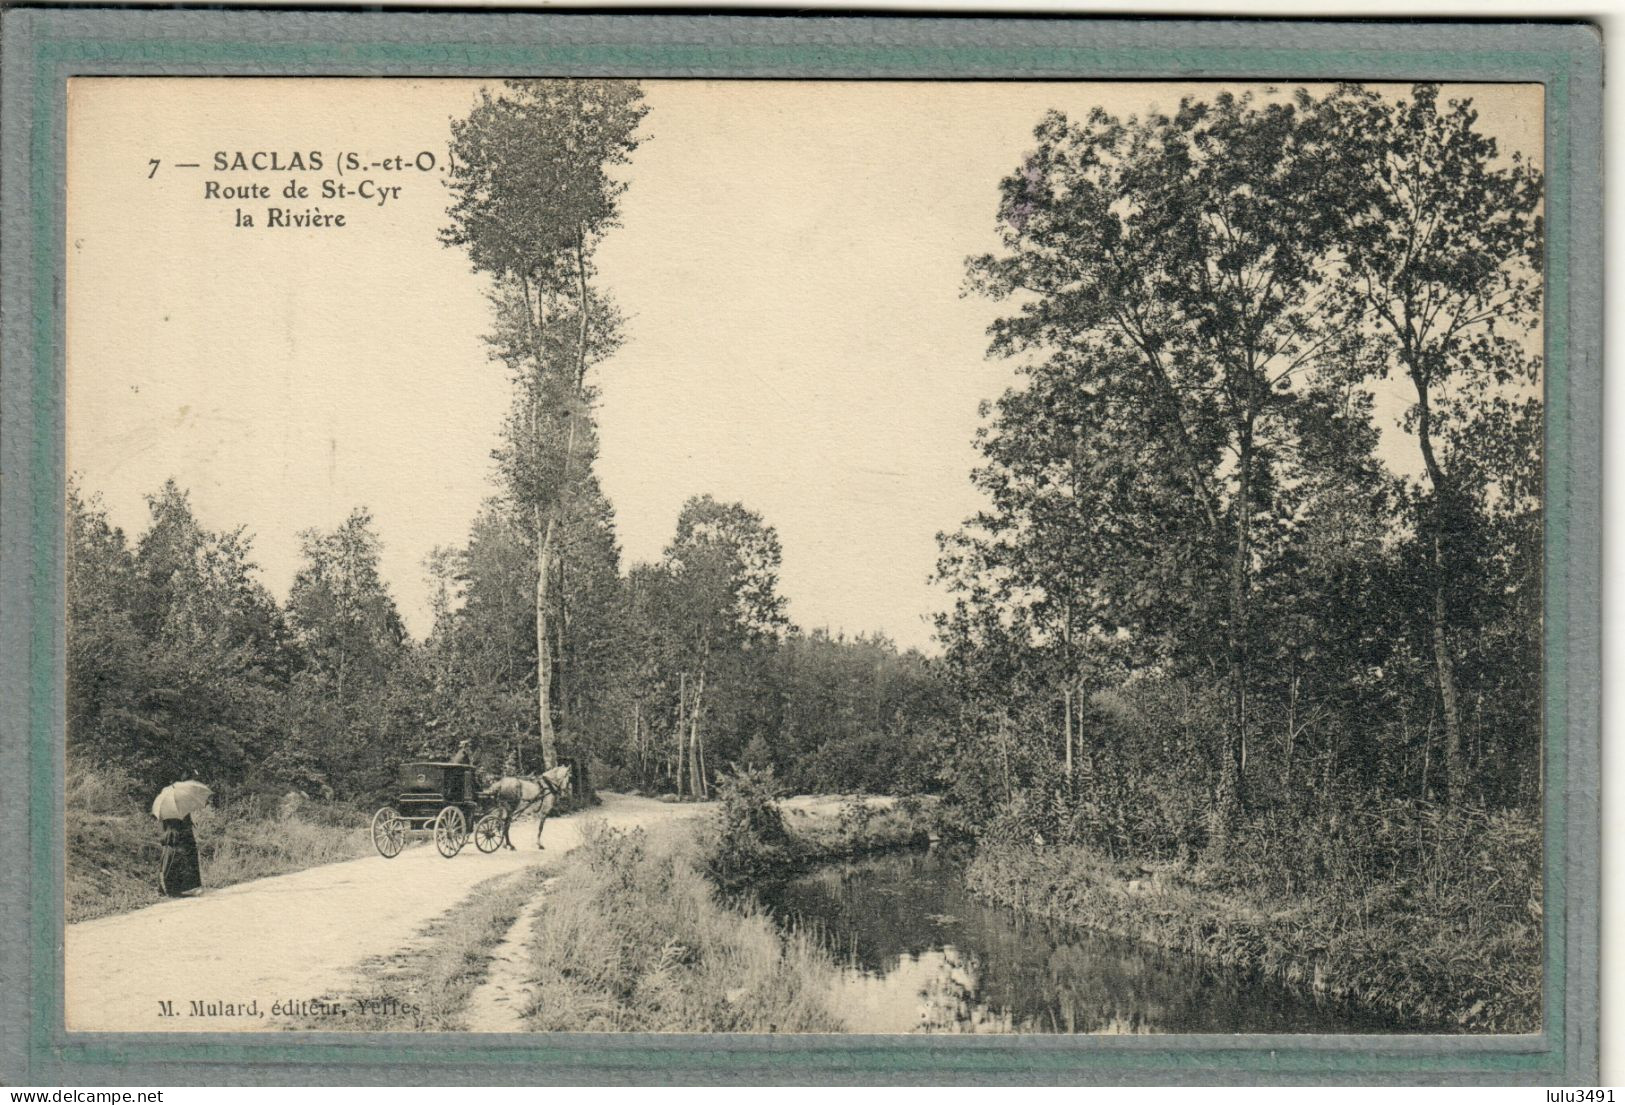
left=518, top=820, right=842, bottom=1032
left=502, top=779, right=932, bottom=1031
left=966, top=806, right=1541, bottom=1031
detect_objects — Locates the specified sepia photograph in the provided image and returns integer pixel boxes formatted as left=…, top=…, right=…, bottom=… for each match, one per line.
left=60, top=74, right=1547, bottom=1039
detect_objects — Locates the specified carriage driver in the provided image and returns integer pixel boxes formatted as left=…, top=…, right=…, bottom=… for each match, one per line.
left=448, top=738, right=473, bottom=766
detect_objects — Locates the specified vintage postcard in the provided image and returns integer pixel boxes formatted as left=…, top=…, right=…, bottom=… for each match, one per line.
left=59, top=73, right=1553, bottom=1037
left=1, top=11, right=1599, bottom=1085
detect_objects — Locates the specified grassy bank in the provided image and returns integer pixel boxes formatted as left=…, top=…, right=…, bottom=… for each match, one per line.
left=67, top=764, right=377, bottom=923
left=519, top=820, right=843, bottom=1032
left=705, top=769, right=938, bottom=889
left=965, top=823, right=1541, bottom=1032
left=781, top=794, right=938, bottom=859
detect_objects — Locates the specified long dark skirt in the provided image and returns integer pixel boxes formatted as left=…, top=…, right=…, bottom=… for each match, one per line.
left=158, top=816, right=202, bottom=896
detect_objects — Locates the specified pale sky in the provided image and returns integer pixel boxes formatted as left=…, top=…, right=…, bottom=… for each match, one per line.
left=66, top=79, right=1543, bottom=651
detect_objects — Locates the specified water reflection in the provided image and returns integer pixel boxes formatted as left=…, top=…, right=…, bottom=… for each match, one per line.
left=754, top=848, right=1410, bottom=1035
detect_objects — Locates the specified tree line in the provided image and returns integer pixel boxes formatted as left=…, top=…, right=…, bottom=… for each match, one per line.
left=67, top=477, right=947, bottom=800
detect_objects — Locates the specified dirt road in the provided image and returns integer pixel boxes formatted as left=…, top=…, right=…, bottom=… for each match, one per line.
left=63, top=793, right=709, bottom=1032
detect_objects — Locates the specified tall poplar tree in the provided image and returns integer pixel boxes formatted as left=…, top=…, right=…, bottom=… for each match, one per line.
left=442, top=79, right=647, bottom=768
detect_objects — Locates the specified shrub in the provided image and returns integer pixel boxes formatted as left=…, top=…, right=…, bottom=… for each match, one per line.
left=706, top=765, right=793, bottom=887
left=978, top=786, right=1056, bottom=848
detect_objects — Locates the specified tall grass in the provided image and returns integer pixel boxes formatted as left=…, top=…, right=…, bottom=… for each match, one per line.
left=67, top=762, right=376, bottom=923
left=194, top=797, right=372, bottom=887
left=520, top=820, right=843, bottom=1032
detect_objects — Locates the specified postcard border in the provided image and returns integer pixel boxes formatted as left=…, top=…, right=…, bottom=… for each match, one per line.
left=0, top=10, right=1601, bottom=1086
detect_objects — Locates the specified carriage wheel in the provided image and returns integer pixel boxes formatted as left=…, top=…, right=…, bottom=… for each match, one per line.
left=474, top=810, right=506, bottom=854
left=433, top=806, right=467, bottom=858
left=371, top=806, right=405, bottom=859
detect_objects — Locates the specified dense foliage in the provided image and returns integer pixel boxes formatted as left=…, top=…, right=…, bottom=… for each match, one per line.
left=942, top=86, right=1534, bottom=845
left=66, top=478, right=952, bottom=802
left=935, top=83, right=1543, bottom=1013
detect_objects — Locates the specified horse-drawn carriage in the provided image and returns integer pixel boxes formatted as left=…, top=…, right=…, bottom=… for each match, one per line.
left=370, top=762, right=508, bottom=859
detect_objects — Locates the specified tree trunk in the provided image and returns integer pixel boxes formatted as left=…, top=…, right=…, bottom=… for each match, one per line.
left=1431, top=535, right=1465, bottom=801
left=631, top=702, right=644, bottom=788
left=520, top=237, right=596, bottom=776
left=574, top=239, right=591, bottom=389
left=535, top=504, right=558, bottom=770
left=1412, top=373, right=1466, bottom=802
left=555, top=551, right=570, bottom=743
left=519, top=276, right=565, bottom=774
left=675, top=671, right=687, bottom=799
left=1076, top=685, right=1100, bottom=838
left=1211, top=417, right=1253, bottom=853
left=688, top=664, right=708, bottom=799
left=687, top=704, right=701, bottom=799
left=1063, top=688, right=1074, bottom=781
left=696, top=726, right=708, bottom=799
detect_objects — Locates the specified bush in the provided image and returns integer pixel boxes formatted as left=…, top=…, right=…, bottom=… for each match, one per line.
left=706, top=765, right=793, bottom=887
left=978, top=786, right=1057, bottom=848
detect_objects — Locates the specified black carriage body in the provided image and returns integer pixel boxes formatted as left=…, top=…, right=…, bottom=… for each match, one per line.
left=396, top=762, right=480, bottom=825
left=372, top=761, right=506, bottom=859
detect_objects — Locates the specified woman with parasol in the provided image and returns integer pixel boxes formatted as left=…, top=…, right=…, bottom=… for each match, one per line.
left=152, top=777, right=210, bottom=897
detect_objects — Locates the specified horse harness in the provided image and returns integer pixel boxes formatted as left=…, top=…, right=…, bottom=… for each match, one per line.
left=505, top=771, right=567, bottom=822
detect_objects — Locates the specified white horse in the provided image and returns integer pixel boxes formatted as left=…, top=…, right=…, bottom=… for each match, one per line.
left=480, top=764, right=572, bottom=850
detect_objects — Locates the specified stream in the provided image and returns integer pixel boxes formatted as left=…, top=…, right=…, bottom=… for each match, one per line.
left=754, top=846, right=1407, bottom=1034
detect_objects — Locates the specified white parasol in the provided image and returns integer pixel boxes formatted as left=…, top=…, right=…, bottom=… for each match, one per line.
left=151, top=780, right=212, bottom=821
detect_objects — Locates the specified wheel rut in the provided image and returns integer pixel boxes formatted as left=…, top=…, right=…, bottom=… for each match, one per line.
left=460, top=877, right=558, bottom=1032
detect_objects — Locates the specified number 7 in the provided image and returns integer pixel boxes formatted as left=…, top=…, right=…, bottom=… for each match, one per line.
left=147, top=159, right=160, bottom=179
